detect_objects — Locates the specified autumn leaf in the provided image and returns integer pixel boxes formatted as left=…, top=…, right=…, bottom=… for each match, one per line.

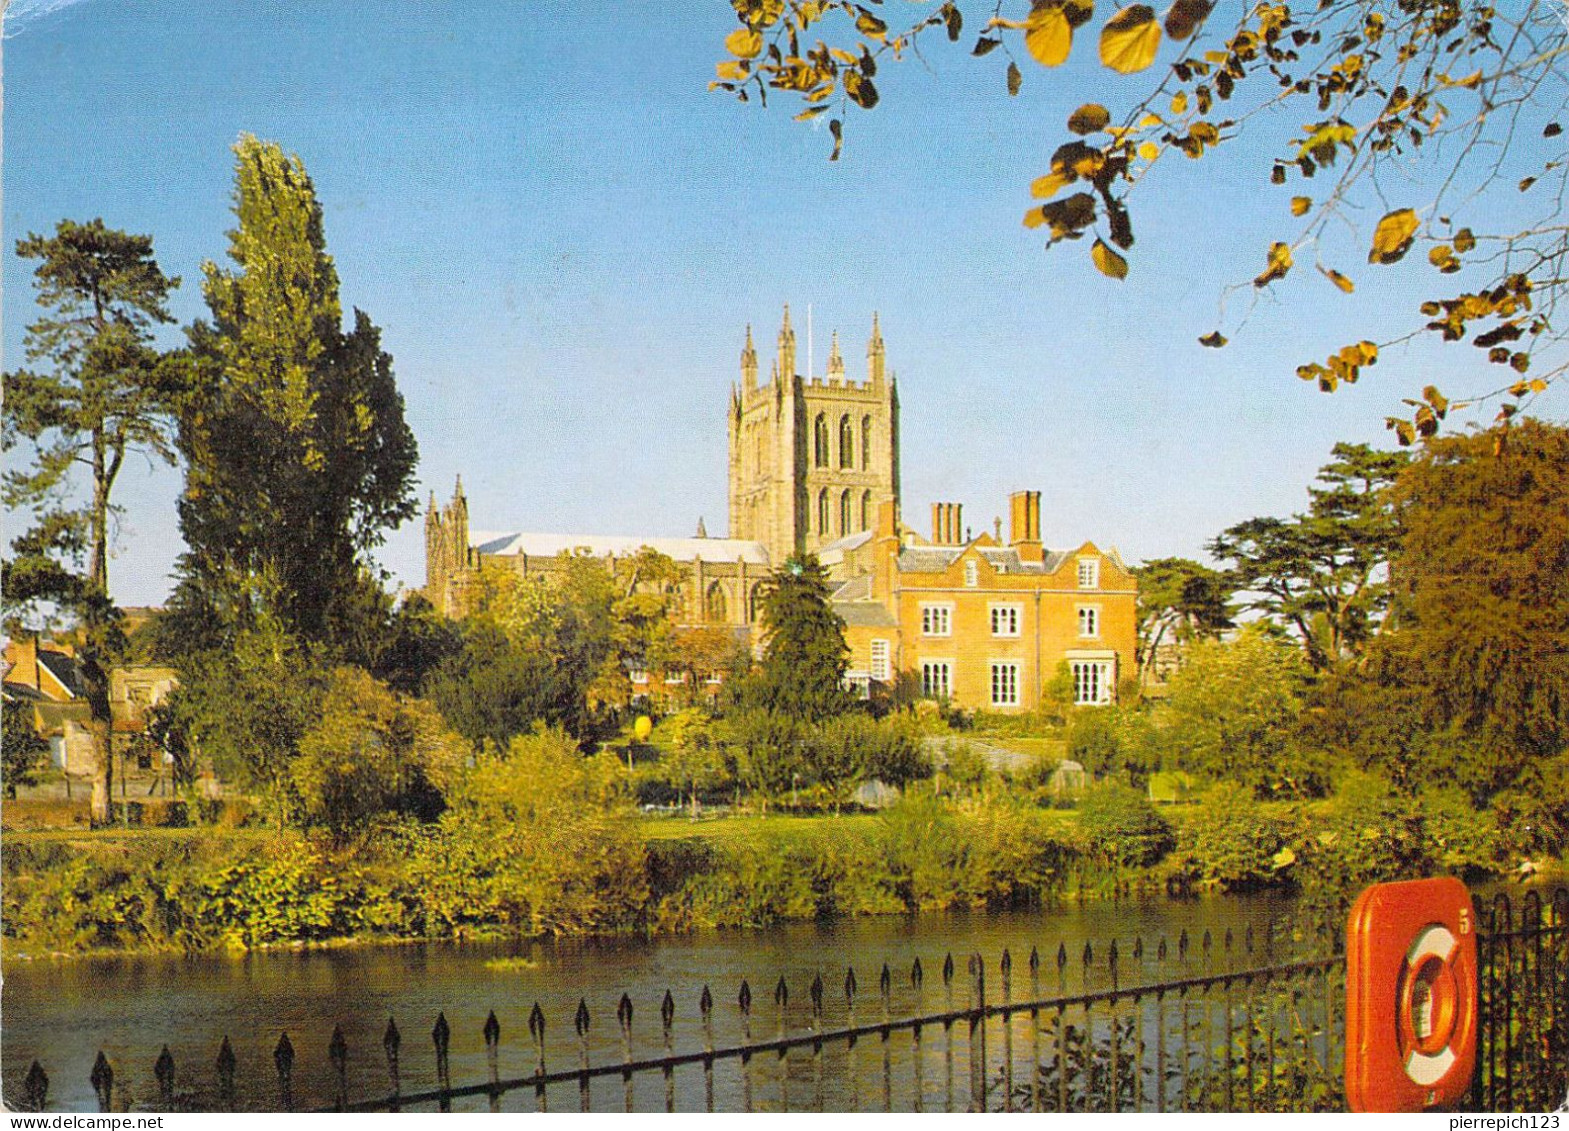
left=1198, top=330, right=1227, bottom=347
left=1068, top=103, right=1111, bottom=135
left=716, top=60, right=748, bottom=81
left=1007, top=61, right=1023, bottom=95
left=1137, top=140, right=1159, bottom=161
left=1031, top=172, right=1072, bottom=199
left=1164, top=0, right=1213, bottom=41
left=1169, top=91, right=1188, bottom=115
left=1290, top=196, right=1311, bottom=216
left=1091, top=238, right=1128, bottom=279
left=725, top=27, right=763, bottom=59
left=1369, top=208, right=1419, bottom=264
left=1317, top=265, right=1355, bottom=293
left=1453, top=228, right=1476, bottom=253
left=1025, top=5, right=1073, bottom=66
left=1254, top=241, right=1293, bottom=287
left=1100, top=5, right=1162, bottom=73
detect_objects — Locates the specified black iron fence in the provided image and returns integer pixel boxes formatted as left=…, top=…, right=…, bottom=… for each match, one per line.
left=10, top=887, right=1565, bottom=1113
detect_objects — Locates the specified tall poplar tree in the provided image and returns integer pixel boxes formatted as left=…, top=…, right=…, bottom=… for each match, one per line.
left=170, top=135, right=418, bottom=653
left=2, top=219, right=183, bottom=823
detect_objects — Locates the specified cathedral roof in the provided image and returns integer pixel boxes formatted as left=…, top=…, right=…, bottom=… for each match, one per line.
left=471, top=530, right=771, bottom=565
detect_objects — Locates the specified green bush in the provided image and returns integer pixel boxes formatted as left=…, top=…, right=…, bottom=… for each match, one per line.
left=1078, top=781, right=1174, bottom=870
left=1169, top=784, right=1297, bottom=891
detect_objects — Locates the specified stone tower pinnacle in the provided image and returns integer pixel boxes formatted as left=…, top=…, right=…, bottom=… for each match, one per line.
left=827, top=331, right=844, bottom=379
left=868, top=312, right=885, bottom=386
left=741, top=323, right=758, bottom=393
left=777, top=305, right=796, bottom=382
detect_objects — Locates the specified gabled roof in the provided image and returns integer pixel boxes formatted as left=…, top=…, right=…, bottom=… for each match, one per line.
left=471, top=531, right=771, bottom=566
left=834, top=601, right=898, bottom=627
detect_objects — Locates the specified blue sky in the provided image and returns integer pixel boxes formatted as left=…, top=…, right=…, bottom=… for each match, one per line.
left=4, top=0, right=1562, bottom=606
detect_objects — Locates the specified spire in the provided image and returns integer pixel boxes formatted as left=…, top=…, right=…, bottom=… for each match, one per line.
left=696, top=516, right=709, bottom=539
left=452, top=474, right=465, bottom=503
left=777, top=304, right=797, bottom=381
left=427, top=490, right=438, bottom=514
left=741, top=323, right=758, bottom=393
left=868, top=312, right=885, bottom=386
left=827, top=330, right=844, bottom=378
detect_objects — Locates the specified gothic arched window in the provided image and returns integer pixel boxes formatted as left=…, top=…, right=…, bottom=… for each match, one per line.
left=861, top=490, right=872, bottom=531
left=839, top=415, right=854, bottom=468
left=705, top=582, right=727, bottom=623
left=818, top=488, right=829, bottom=535
left=813, top=414, right=828, bottom=467
left=840, top=489, right=852, bottom=535
left=861, top=416, right=872, bottom=469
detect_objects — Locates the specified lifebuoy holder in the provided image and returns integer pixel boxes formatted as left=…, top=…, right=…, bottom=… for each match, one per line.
left=1346, top=876, right=1477, bottom=1111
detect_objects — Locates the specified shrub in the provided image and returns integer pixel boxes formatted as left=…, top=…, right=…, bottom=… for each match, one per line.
left=1078, top=781, right=1174, bottom=870
left=1169, top=783, right=1297, bottom=892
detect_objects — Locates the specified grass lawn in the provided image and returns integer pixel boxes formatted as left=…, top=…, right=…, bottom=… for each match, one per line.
left=636, top=812, right=885, bottom=843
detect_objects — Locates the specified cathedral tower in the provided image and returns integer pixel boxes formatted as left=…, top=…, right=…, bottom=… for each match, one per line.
left=728, top=307, right=901, bottom=563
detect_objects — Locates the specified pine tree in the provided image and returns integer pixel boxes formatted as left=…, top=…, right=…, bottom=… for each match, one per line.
left=749, top=555, right=852, bottom=722
left=2, top=219, right=183, bottom=823
left=170, top=136, right=418, bottom=654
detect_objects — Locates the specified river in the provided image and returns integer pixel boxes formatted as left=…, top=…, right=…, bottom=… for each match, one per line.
left=2, top=890, right=1307, bottom=1111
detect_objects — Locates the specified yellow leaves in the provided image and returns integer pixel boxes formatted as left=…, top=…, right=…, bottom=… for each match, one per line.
left=1453, top=228, right=1476, bottom=253
left=725, top=27, right=763, bottom=59
left=1099, top=5, right=1162, bottom=74
left=1169, top=91, right=1188, bottom=115
left=1428, top=245, right=1461, bottom=274
left=1270, top=846, right=1296, bottom=869
left=1091, top=238, right=1128, bottom=279
left=1301, top=340, right=1377, bottom=392
left=1509, top=377, right=1548, bottom=397
left=715, top=60, right=748, bottom=81
left=1137, top=140, right=1160, bottom=161
left=1318, top=265, right=1355, bottom=293
left=1296, top=121, right=1356, bottom=165
left=1290, top=196, right=1311, bottom=217
left=1163, top=0, right=1212, bottom=41
left=1031, top=171, right=1072, bottom=199
left=1253, top=241, right=1293, bottom=288
left=1033, top=192, right=1098, bottom=241
left=1198, top=330, right=1227, bottom=348
left=1025, top=4, right=1073, bottom=66
left=1369, top=208, right=1419, bottom=265
left=854, top=7, right=888, bottom=39
left=1441, top=70, right=1482, bottom=89
left=1068, top=103, right=1111, bottom=135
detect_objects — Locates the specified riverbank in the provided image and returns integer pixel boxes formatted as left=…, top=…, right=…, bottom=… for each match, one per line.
left=3, top=778, right=1545, bottom=961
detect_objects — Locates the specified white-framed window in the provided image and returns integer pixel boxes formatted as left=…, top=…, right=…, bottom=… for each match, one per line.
left=990, top=604, right=1022, bottom=637
left=990, top=662, right=1020, bottom=707
left=1077, top=605, right=1100, bottom=638
left=665, top=672, right=687, bottom=685
left=845, top=672, right=872, bottom=699
left=870, top=639, right=891, bottom=682
left=921, top=660, right=952, bottom=699
left=964, top=559, right=979, bottom=587
left=629, top=669, right=649, bottom=685
left=920, top=603, right=952, bottom=637
left=1072, top=660, right=1113, bottom=705
left=1077, top=557, right=1100, bottom=589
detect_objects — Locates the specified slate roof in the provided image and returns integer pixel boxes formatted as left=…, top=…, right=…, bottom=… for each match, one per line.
left=472, top=531, right=771, bottom=566
left=834, top=601, right=898, bottom=627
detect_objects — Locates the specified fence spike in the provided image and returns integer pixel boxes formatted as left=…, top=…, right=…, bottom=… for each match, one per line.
left=1179, top=928, right=1189, bottom=957
left=738, top=979, right=752, bottom=1016
left=774, top=975, right=789, bottom=1009
left=484, top=1010, right=501, bottom=1049
left=844, top=967, right=857, bottom=1003
left=274, top=1032, right=295, bottom=1111
left=329, top=1025, right=349, bottom=1110
left=1109, top=939, right=1119, bottom=970
left=90, top=1050, right=114, bottom=1112
left=1133, top=935, right=1144, bottom=960
left=1224, top=926, right=1234, bottom=951
left=529, top=1001, right=547, bottom=1042
left=910, top=957, right=922, bottom=989
left=1202, top=928, right=1212, bottom=953
left=1082, top=940, right=1093, bottom=967
left=383, top=1017, right=401, bottom=1055
left=1158, top=937, right=1168, bottom=960
left=1245, top=923, right=1255, bottom=953
left=810, top=972, right=824, bottom=1016
left=618, top=992, right=634, bottom=1031
left=1000, top=947, right=1012, bottom=976
left=275, top=1032, right=295, bottom=1075
left=700, top=985, right=714, bottom=1017
left=215, top=1037, right=236, bottom=1109
left=1029, top=945, right=1040, bottom=974
left=22, top=1060, right=48, bottom=1112
left=154, top=1045, right=175, bottom=1101
left=662, top=989, right=676, bottom=1031
left=577, top=997, right=593, bottom=1035
left=942, top=952, right=954, bottom=985
left=1056, top=942, right=1067, bottom=969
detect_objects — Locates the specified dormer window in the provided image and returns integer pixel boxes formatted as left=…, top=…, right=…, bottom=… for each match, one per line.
left=1077, top=557, right=1099, bottom=589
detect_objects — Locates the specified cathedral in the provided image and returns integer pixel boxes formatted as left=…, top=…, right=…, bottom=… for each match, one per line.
left=425, top=307, right=1138, bottom=710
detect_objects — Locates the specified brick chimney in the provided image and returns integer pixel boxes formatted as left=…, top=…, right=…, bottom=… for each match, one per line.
left=1008, top=490, right=1044, bottom=564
